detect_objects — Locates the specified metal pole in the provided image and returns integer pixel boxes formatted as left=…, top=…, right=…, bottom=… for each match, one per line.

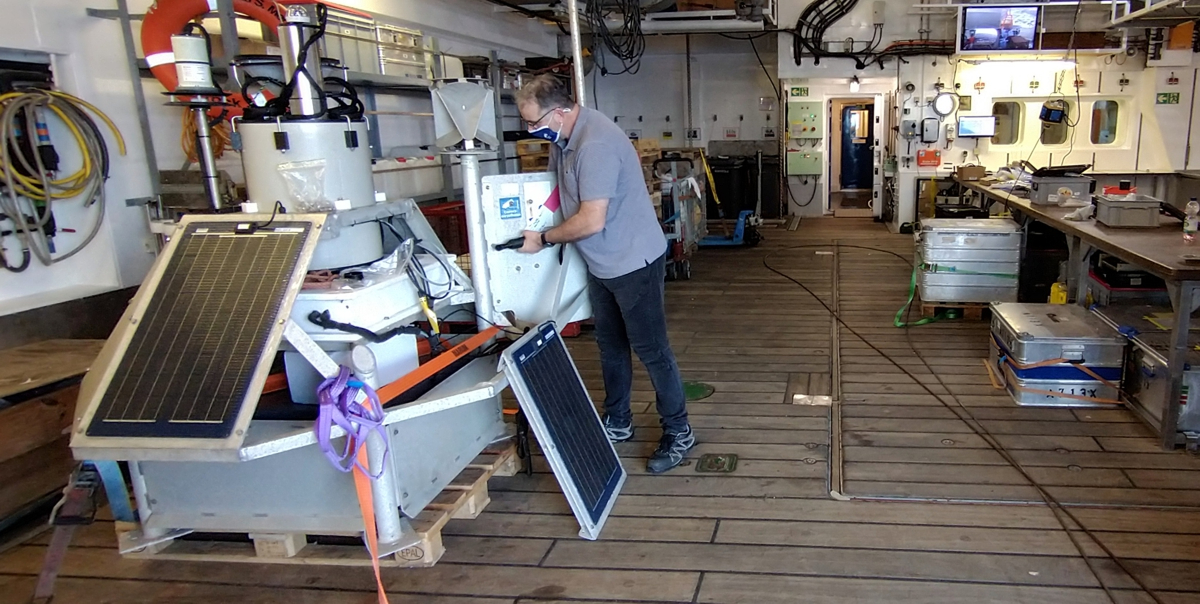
left=460, top=142, right=493, bottom=331
left=567, top=0, right=587, bottom=107
left=192, top=107, right=223, bottom=210
left=129, top=462, right=167, bottom=539
left=756, top=149, right=763, bottom=217
left=366, top=429, right=403, bottom=544
left=685, top=35, right=693, bottom=148
left=215, top=0, right=240, bottom=69
left=116, top=0, right=161, bottom=197
left=490, top=50, right=509, bottom=174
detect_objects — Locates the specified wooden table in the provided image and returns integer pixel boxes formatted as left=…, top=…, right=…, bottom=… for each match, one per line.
left=958, top=179, right=1198, bottom=448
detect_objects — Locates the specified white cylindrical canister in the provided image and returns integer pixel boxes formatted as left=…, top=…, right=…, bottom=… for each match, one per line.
left=240, top=120, right=381, bottom=269
left=170, top=34, right=217, bottom=92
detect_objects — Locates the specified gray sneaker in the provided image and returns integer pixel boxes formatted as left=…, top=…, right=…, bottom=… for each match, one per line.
left=646, top=426, right=696, bottom=474
left=603, top=415, right=634, bottom=443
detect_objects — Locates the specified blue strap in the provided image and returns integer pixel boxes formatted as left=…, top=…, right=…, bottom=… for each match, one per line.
left=90, top=460, right=135, bottom=523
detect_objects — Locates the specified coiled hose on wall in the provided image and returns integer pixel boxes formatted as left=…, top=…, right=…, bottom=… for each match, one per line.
left=0, top=89, right=124, bottom=271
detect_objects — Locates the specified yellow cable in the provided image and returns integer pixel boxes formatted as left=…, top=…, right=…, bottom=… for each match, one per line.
left=0, top=90, right=125, bottom=201
left=48, top=90, right=126, bottom=155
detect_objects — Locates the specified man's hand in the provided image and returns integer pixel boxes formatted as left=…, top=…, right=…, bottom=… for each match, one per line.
left=517, top=230, right=544, bottom=254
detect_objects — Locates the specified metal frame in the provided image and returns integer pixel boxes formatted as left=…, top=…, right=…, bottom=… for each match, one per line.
left=971, top=184, right=1193, bottom=448
left=500, top=323, right=626, bottom=540
left=86, top=5, right=510, bottom=208
left=71, top=214, right=326, bottom=462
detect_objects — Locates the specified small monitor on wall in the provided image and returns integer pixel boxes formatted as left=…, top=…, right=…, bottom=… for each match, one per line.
left=958, top=116, right=998, bottom=138
left=958, top=5, right=1040, bottom=53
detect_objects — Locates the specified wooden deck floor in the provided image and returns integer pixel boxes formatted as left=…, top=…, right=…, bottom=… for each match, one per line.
left=4, top=217, right=1200, bottom=603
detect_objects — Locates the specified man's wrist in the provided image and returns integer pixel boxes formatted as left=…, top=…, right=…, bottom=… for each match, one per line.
left=541, top=231, right=554, bottom=247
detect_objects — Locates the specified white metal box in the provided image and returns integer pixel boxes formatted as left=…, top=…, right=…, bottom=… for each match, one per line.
left=480, top=173, right=591, bottom=327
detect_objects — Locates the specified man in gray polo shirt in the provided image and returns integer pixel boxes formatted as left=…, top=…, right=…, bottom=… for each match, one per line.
left=514, top=74, right=694, bottom=474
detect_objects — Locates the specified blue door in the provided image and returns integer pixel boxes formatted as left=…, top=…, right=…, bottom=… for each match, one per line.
left=840, top=105, right=874, bottom=190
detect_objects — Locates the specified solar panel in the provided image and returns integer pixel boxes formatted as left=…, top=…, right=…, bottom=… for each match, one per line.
left=85, top=220, right=314, bottom=440
left=501, top=322, right=625, bottom=540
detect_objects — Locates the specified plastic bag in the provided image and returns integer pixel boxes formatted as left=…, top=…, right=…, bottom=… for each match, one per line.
left=277, top=159, right=333, bottom=212
left=352, top=239, right=414, bottom=287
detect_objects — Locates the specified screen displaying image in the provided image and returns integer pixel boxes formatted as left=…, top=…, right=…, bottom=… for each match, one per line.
left=958, top=116, right=998, bottom=138
left=961, top=6, right=1039, bottom=52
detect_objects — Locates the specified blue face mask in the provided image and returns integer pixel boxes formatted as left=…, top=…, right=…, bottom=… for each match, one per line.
left=526, top=108, right=563, bottom=143
left=528, top=123, right=561, bottom=143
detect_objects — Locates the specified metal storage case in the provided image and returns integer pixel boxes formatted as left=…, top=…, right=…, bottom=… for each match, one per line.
left=989, top=303, right=1127, bottom=407
left=1094, top=194, right=1163, bottom=228
left=917, top=218, right=1021, bottom=304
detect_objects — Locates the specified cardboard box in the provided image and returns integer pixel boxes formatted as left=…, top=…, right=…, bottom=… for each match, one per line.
left=956, top=165, right=986, bottom=182
left=634, top=138, right=661, bottom=154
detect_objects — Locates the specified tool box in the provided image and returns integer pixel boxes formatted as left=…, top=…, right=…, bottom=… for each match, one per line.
left=1030, top=175, right=1094, bottom=205
left=989, top=303, right=1127, bottom=407
left=1095, top=193, right=1163, bottom=228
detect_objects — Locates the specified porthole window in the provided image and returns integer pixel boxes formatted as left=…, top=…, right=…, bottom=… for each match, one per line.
left=992, top=102, right=1021, bottom=145
left=1091, top=100, right=1119, bottom=145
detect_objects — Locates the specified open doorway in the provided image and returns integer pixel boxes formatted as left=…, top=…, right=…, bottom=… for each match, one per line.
left=829, top=98, right=876, bottom=217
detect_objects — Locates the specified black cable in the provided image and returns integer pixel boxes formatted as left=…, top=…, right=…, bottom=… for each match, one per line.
left=748, top=38, right=780, bottom=99
left=0, top=245, right=29, bottom=272
left=762, top=243, right=1164, bottom=604
left=253, top=200, right=285, bottom=230
left=307, top=310, right=423, bottom=343
left=263, top=3, right=329, bottom=119
left=786, top=176, right=819, bottom=209
left=588, top=0, right=644, bottom=75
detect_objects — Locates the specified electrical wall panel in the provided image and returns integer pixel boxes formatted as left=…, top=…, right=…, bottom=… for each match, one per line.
left=788, top=101, right=823, bottom=139
left=787, top=150, right=823, bottom=175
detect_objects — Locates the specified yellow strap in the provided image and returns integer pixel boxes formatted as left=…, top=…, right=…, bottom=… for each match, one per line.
left=420, top=297, right=439, bottom=334
left=353, top=448, right=390, bottom=604
left=698, top=151, right=722, bottom=208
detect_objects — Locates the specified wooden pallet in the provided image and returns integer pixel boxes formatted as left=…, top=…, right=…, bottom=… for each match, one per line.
left=121, top=441, right=519, bottom=568
left=515, top=139, right=550, bottom=156
left=920, top=301, right=991, bottom=321
left=519, top=153, right=549, bottom=172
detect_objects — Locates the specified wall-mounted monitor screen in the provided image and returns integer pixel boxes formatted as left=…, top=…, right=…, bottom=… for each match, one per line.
left=959, top=6, right=1040, bottom=53
left=958, top=116, right=998, bottom=138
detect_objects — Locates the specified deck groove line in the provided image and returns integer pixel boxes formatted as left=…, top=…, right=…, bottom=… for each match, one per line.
left=4, top=219, right=1198, bottom=603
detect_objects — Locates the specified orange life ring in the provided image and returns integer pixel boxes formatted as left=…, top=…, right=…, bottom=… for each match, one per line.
left=141, top=0, right=283, bottom=94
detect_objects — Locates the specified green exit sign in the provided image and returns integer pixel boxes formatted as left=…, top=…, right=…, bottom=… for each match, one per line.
left=789, top=86, right=809, bottom=98
left=1157, top=92, right=1180, bottom=105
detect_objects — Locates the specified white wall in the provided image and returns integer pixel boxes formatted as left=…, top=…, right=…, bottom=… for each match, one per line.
left=591, top=35, right=779, bottom=149
left=0, top=0, right=557, bottom=315
left=0, top=0, right=160, bottom=314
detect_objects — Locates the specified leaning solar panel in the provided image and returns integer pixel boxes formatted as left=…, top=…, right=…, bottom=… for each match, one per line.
left=501, top=322, right=626, bottom=540
left=84, top=218, right=316, bottom=440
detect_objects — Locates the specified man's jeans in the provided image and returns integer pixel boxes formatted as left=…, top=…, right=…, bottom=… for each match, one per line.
left=587, top=253, right=689, bottom=433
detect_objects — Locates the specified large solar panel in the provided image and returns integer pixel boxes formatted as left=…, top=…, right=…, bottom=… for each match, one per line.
left=501, top=322, right=625, bottom=540
left=85, top=220, right=313, bottom=439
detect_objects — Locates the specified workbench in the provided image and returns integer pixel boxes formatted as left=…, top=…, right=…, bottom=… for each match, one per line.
left=958, top=179, right=1199, bottom=449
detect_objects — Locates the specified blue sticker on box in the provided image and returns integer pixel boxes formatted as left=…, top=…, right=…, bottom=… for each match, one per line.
left=499, top=196, right=521, bottom=220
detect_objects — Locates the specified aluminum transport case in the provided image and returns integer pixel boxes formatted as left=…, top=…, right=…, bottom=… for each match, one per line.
left=989, top=303, right=1127, bottom=407
left=917, top=218, right=1021, bottom=304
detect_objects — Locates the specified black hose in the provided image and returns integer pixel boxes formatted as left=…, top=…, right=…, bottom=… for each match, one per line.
left=307, top=310, right=423, bottom=343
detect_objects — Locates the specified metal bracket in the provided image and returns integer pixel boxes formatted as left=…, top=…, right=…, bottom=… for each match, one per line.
left=375, top=517, right=424, bottom=557
left=117, top=528, right=193, bottom=555
left=125, top=196, right=158, bottom=208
